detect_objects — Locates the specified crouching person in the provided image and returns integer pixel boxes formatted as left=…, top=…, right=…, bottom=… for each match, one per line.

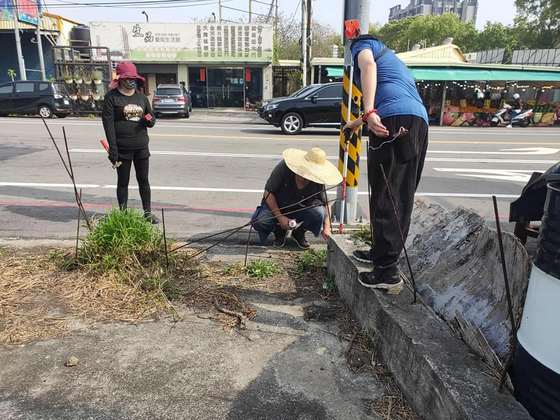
left=251, top=147, right=342, bottom=248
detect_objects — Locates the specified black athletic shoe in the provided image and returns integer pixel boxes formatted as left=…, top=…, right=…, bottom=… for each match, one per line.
left=352, top=249, right=373, bottom=263
left=292, top=227, right=310, bottom=249
left=357, top=270, right=403, bottom=294
left=144, top=212, right=160, bottom=225
left=273, top=227, right=286, bottom=248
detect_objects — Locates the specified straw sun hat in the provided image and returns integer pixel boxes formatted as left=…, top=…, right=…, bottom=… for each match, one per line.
left=282, top=147, right=343, bottom=186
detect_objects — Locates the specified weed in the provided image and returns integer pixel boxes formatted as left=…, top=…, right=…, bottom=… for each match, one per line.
left=245, top=259, right=280, bottom=279
left=79, top=208, right=163, bottom=269
left=223, top=262, right=245, bottom=276
left=322, top=274, right=336, bottom=292
left=296, top=248, right=327, bottom=273
left=351, top=225, right=374, bottom=247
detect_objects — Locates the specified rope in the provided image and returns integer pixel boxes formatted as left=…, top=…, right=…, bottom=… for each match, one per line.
left=169, top=184, right=339, bottom=253
left=367, top=126, right=408, bottom=152
left=175, top=197, right=338, bottom=261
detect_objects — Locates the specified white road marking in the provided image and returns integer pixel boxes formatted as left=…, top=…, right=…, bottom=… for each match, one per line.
left=3, top=118, right=560, bottom=136
left=69, top=148, right=558, bottom=164
left=428, top=147, right=559, bottom=155
left=0, top=181, right=519, bottom=198
left=434, top=168, right=535, bottom=183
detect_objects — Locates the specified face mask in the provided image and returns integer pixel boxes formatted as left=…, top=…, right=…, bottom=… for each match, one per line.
left=122, top=79, right=137, bottom=90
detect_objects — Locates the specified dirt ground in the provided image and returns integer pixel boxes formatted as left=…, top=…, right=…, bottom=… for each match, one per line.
left=0, top=242, right=418, bottom=420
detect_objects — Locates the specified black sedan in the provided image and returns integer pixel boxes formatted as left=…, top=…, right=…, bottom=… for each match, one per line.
left=0, top=81, right=72, bottom=118
left=259, top=82, right=343, bottom=134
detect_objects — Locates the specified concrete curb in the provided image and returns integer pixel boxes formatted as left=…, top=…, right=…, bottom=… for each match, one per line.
left=327, top=235, right=531, bottom=420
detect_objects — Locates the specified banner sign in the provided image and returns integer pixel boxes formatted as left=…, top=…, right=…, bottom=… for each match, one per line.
left=17, top=0, right=40, bottom=25
left=90, top=22, right=274, bottom=63
left=0, top=0, right=14, bottom=20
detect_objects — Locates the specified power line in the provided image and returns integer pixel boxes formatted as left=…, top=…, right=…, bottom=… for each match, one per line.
left=4, top=0, right=224, bottom=9
left=221, top=4, right=270, bottom=18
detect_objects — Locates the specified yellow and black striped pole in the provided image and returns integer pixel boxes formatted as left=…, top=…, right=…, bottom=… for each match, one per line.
left=337, top=61, right=362, bottom=232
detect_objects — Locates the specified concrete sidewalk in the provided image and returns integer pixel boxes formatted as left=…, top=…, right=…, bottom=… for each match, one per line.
left=0, top=245, right=395, bottom=420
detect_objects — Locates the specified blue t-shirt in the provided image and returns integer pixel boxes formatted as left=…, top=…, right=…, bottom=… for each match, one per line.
left=351, top=38, right=428, bottom=124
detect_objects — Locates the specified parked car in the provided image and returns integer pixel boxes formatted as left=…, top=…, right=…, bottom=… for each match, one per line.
left=258, top=82, right=343, bottom=134
left=0, top=80, right=72, bottom=118
left=152, top=84, right=190, bottom=118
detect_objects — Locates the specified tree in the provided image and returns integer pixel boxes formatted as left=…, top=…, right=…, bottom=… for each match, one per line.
left=311, top=22, right=343, bottom=58
left=269, top=12, right=301, bottom=62
left=374, top=14, right=478, bottom=53
left=514, top=0, right=560, bottom=48
left=271, top=13, right=342, bottom=62
left=470, top=22, right=519, bottom=59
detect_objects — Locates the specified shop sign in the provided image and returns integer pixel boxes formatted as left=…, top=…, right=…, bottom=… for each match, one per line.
left=90, top=22, right=273, bottom=63
left=18, top=0, right=39, bottom=25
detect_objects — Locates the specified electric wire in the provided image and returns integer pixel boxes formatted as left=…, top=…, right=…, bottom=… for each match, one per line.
left=169, top=184, right=338, bottom=254
left=4, top=0, right=226, bottom=9
left=181, top=197, right=338, bottom=261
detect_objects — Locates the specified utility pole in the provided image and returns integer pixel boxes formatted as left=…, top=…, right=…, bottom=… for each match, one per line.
left=12, top=0, right=26, bottom=81
left=301, top=0, right=307, bottom=86
left=306, top=0, right=312, bottom=85
left=248, top=0, right=252, bottom=23
left=218, top=0, right=222, bottom=23
left=336, top=0, right=369, bottom=226
left=36, top=13, right=46, bottom=81
left=275, top=0, right=279, bottom=31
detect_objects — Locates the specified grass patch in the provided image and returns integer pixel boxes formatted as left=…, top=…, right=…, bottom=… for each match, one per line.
left=351, top=225, right=373, bottom=247
left=296, top=249, right=327, bottom=273
left=49, top=209, right=201, bottom=316
left=79, top=209, right=163, bottom=270
left=245, top=259, right=280, bottom=279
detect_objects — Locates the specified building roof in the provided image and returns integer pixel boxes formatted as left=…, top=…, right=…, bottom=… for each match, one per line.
left=310, top=44, right=468, bottom=67
left=397, top=43, right=468, bottom=64
left=277, top=59, right=300, bottom=67
left=311, top=57, right=344, bottom=66
left=0, top=12, right=81, bottom=32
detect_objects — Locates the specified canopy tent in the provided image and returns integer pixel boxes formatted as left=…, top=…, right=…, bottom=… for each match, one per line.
left=411, top=67, right=560, bottom=82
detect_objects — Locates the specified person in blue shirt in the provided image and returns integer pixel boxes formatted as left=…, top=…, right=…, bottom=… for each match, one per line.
left=343, top=34, right=429, bottom=294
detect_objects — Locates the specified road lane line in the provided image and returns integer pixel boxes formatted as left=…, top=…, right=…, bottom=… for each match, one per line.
left=68, top=148, right=558, bottom=164
left=3, top=118, right=560, bottom=136
left=434, top=168, right=536, bottom=183
left=0, top=182, right=519, bottom=198
left=150, top=133, right=560, bottom=147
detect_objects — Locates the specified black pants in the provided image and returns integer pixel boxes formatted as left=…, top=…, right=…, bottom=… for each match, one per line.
left=116, top=156, right=151, bottom=213
left=367, top=115, right=429, bottom=269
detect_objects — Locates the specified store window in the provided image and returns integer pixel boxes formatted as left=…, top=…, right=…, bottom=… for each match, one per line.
left=207, top=68, right=244, bottom=107
left=245, top=67, right=263, bottom=108
left=188, top=67, right=208, bottom=108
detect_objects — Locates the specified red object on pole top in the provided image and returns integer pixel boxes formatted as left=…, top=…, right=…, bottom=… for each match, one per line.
left=199, top=68, right=206, bottom=82
left=245, top=68, right=251, bottom=82
left=344, top=19, right=361, bottom=40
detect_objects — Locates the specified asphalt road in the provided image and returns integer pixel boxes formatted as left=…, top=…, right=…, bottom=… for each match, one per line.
left=1, top=115, right=559, bottom=240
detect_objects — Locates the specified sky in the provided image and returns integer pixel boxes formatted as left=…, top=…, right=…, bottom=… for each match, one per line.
left=46, top=0, right=517, bottom=31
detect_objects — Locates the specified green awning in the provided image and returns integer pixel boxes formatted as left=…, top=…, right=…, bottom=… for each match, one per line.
left=410, top=67, right=560, bottom=82
left=326, top=66, right=344, bottom=77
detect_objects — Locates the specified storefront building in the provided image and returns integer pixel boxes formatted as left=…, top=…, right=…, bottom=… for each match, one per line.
left=309, top=44, right=560, bottom=126
left=89, top=22, right=273, bottom=108
left=0, top=3, right=82, bottom=84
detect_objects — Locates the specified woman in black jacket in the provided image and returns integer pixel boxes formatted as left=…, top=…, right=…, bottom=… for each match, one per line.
left=102, top=61, right=158, bottom=224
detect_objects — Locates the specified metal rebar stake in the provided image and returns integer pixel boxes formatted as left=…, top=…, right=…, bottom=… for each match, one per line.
left=379, top=163, right=417, bottom=304
left=365, top=139, right=374, bottom=261
left=62, top=127, right=92, bottom=231
left=492, top=195, right=518, bottom=392
left=244, top=225, right=253, bottom=268
left=161, top=208, right=169, bottom=270
left=75, top=188, right=82, bottom=260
